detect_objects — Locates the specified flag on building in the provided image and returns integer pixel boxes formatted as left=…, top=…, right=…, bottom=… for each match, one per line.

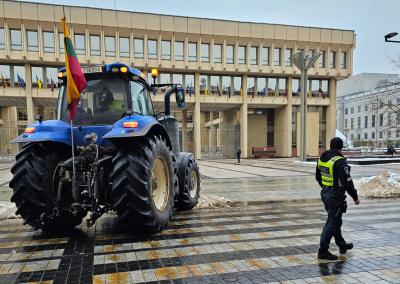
left=0, top=73, right=6, bottom=88
left=61, top=17, right=87, bottom=120
left=189, top=82, right=192, bottom=98
left=216, top=83, right=221, bottom=97
left=240, top=87, right=243, bottom=97
left=228, top=86, right=231, bottom=98
left=50, top=78, right=55, bottom=92
left=17, top=74, right=25, bottom=89
left=36, top=75, right=42, bottom=89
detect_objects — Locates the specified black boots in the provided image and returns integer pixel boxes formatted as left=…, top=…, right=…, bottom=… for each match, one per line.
left=339, top=243, right=354, bottom=254
left=317, top=250, right=338, bottom=260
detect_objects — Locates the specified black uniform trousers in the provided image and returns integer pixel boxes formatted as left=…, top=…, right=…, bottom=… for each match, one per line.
left=319, top=187, right=347, bottom=252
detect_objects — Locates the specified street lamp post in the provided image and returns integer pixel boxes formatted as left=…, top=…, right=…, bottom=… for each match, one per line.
left=384, top=32, right=400, bottom=43
left=290, top=51, right=321, bottom=162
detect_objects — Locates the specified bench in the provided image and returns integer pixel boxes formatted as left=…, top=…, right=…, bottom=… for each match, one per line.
left=252, top=146, right=276, bottom=158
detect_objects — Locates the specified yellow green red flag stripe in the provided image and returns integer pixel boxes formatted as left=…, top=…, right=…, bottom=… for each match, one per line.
left=61, top=17, right=86, bottom=120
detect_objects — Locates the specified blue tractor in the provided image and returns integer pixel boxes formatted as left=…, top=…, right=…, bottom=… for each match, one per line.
left=9, top=63, right=200, bottom=234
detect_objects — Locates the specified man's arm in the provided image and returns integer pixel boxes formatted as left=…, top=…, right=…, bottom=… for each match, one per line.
left=315, top=164, right=323, bottom=188
left=335, top=160, right=358, bottom=201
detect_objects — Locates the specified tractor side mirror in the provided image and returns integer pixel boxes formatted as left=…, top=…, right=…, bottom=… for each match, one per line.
left=175, top=87, right=185, bottom=109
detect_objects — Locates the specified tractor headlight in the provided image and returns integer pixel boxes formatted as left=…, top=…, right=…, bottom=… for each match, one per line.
left=123, top=121, right=139, bottom=128
left=24, top=127, right=35, bottom=134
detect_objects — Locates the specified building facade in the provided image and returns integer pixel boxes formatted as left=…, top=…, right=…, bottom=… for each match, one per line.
left=0, top=0, right=355, bottom=158
left=337, top=74, right=400, bottom=148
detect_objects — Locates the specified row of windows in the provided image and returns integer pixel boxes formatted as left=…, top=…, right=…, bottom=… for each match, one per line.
left=344, top=112, right=400, bottom=130
left=0, top=28, right=348, bottom=68
left=350, top=130, right=400, bottom=141
left=344, top=98, right=400, bottom=115
left=0, top=64, right=61, bottom=88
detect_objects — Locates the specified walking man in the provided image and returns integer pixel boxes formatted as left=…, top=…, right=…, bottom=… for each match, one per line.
left=316, top=137, right=360, bottom=260
left=236, top=147, right=241, bottom=163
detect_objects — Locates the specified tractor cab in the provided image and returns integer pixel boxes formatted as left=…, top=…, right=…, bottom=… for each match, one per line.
left=57, top=64, right=154, bottom=126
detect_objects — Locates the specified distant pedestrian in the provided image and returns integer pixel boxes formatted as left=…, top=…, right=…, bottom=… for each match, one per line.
left=236, top=147, right=241, bottom=163
left=316, top=137, right=360, bottom=260
left=387, top=144, right=396, bottom=156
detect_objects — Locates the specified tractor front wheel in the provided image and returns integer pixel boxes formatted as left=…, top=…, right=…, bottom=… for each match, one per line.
left=111, top=136, right=177, bottom=233
left=176, top=153, right=201, bottom=210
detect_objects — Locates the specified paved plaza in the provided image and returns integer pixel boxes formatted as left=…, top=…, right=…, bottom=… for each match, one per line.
left=0, top=158, right=400, bottom=283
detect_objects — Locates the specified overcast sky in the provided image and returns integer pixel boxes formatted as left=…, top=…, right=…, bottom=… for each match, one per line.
left=20, top=0, right=400, bottom=75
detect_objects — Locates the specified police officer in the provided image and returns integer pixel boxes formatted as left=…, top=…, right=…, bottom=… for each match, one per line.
left=316, top=137, right=360, bottom=260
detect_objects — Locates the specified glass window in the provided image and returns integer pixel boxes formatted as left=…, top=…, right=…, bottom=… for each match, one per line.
left=319, top=51, right=325, bottom=68
left=226, top=45, right=234, bottom=64
left=233, top=76, right=241, bottom=95
left=175, top=41, right=184, bottom=61
left=172, top=74, right=183, bottom=85
left=0, top=28, right=4, bottom=49
left=159, top=73, right=171, bottom=93
left=344, top=119, right=347, bottom=128
left=11, top=29, right=22, bottom=51
left=321, top=80, right=328, bottom=97
left=59, top=32, right=64, bottom=53
left=222, top=76, right=231, bottom=96
left=365, top=105, right=368, bottom=111
left=184, top=74, right=194, bottom=95
left=351, top=107, right=354, bottom=114
left=188, top=42, right=197, bottom=62
left=210, top=75, right=220, bottom=95
left=278, top=78, right=287, bottom=95
left=247, top=77, right=255, bottom=96
left=330, top=51, right=336, bottom=68
left=214, top=44, right=222, bottom=63
left=257, top=78, right=266, bottom=96
left=200, top=75, right=208, bottom=95
left=119, top=37, right=130, bottom=58
left=17, top=108, right=28, bottom=121
left=161, top=40, right=171, bottom=60
left=285, top=48, right=292, bottom=67
left=358, top=105, right=361, bottom=112
left=372, top=115, right=375, bottom=127
left=0, top=65, right=10, bottom=87
left=46, top=67, right=59, bottom=88
left=351, top=118, right=354, bottom=130
left=201, top=43, right=209, bottom=62
left=292, top=78, right=300, bottom=96
left=105, top=36, right=116, bottom=57
left=311, top=80, right=319, bottom=96
left=274, top=48, right=281, bottom=66
left=27, top=30, right=39, bottom=52
left=238, top=46, right=246, bottom=64
left=74, top=34, right=85, bottom=55
left=345, top=108, right=348, bottom=115
left=251, top=47, right=258, bottom=65
left=14, top=65, right=25, bottom=87
left=43, top=31, right=54, bottom=53
left=268, top=78, right=277, bottom=95
left=148, top=39, right=157, bottom=59
left=31, top=66, right=43, bottom=88
left=262, top=47, right=269, bottom=65
left=340, top=51, right=347, bottom=69
left=134, top=38, right=144, bottom=58
left=365, top=116, right=368, bottom=128
left=90, top=35, right=100, bottom=56
left=379, top=113, right=383, bottom=126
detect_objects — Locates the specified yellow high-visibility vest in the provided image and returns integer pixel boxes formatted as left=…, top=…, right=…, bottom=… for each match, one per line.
left=317, top=156, right=345, bottom=187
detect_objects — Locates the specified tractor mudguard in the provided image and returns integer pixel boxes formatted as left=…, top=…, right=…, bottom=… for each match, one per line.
left=102, top=115, right=172, bottom=148
left=12, top=120, right=73, bottom=146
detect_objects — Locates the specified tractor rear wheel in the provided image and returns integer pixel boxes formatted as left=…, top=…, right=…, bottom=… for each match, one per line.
left=176, top=153, right=201, bottom=210
left=9, top=142, right=84, bottom=232
left=110, top=135, right=177, bottom=233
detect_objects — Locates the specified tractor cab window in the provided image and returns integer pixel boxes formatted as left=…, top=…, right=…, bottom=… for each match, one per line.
left=130, top=81, right=153, bottom=116
left=60, top=77, right=152, bottom=125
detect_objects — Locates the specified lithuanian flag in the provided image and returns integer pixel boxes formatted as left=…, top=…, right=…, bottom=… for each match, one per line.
left=61, top=17, right=86, bottom=120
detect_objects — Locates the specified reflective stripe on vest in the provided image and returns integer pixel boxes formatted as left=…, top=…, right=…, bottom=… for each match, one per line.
left=317, top=156, right=345, bottom=187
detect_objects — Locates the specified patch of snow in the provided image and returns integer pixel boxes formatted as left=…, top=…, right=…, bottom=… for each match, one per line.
left=354, top=172, right=400, bottom=198
left=0, top=201, right=17, bottom=219
left=195, top=195, right=241, bottom=209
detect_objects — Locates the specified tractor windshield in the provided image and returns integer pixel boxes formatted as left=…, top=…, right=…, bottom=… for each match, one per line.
left=59, top=77, right=153, bottom=125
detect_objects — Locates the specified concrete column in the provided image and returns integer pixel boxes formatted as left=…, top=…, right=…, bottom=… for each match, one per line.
left=240, top=74, right=248, bottom=158
left=194, top=72, right=201, bottom=159
left=326, top=78, right=337, bottom=145
left=274, top=77, right=292, bottom=157
left=25, top=63, right=34, bottom=123
left=181, top=109, right=187, bottom=152
left=0, top=106, right=19, bottom=154
left=221, top=109, right=236, bottom=158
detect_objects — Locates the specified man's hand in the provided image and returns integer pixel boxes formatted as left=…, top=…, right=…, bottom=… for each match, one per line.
left=354, top=199, right=360, bottom=205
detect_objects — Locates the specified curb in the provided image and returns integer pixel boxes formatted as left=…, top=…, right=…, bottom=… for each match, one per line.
left=242, top=198, right=321, bottom=206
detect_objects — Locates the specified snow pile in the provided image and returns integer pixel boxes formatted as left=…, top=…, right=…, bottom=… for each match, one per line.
left=0, top=201, right=17, bottom=219
left=195, top=195, right=241, bottom=209
left=355, top=172, right=400, bottom=198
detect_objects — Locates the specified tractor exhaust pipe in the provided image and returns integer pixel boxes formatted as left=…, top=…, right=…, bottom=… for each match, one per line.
left=164, top=86, right=177, bottom=116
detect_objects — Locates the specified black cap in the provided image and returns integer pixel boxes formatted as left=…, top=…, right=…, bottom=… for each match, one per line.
left=330, top=137, right=343, bottom=150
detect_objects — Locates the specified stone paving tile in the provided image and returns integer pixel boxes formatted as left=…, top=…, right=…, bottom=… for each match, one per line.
left=0, top=199, right=399, bottom=282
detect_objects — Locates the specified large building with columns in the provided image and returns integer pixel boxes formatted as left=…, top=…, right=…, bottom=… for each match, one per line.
left=0, top=0, right=355, bottom=159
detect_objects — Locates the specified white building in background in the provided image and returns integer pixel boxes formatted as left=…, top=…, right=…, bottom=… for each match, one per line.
left=337, top=73, right=400, bottom=147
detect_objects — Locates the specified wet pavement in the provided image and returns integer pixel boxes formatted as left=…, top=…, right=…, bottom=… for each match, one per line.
left=0, top=199, right=400, bottom=283
left=1, top=157, right=400, bottom=283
